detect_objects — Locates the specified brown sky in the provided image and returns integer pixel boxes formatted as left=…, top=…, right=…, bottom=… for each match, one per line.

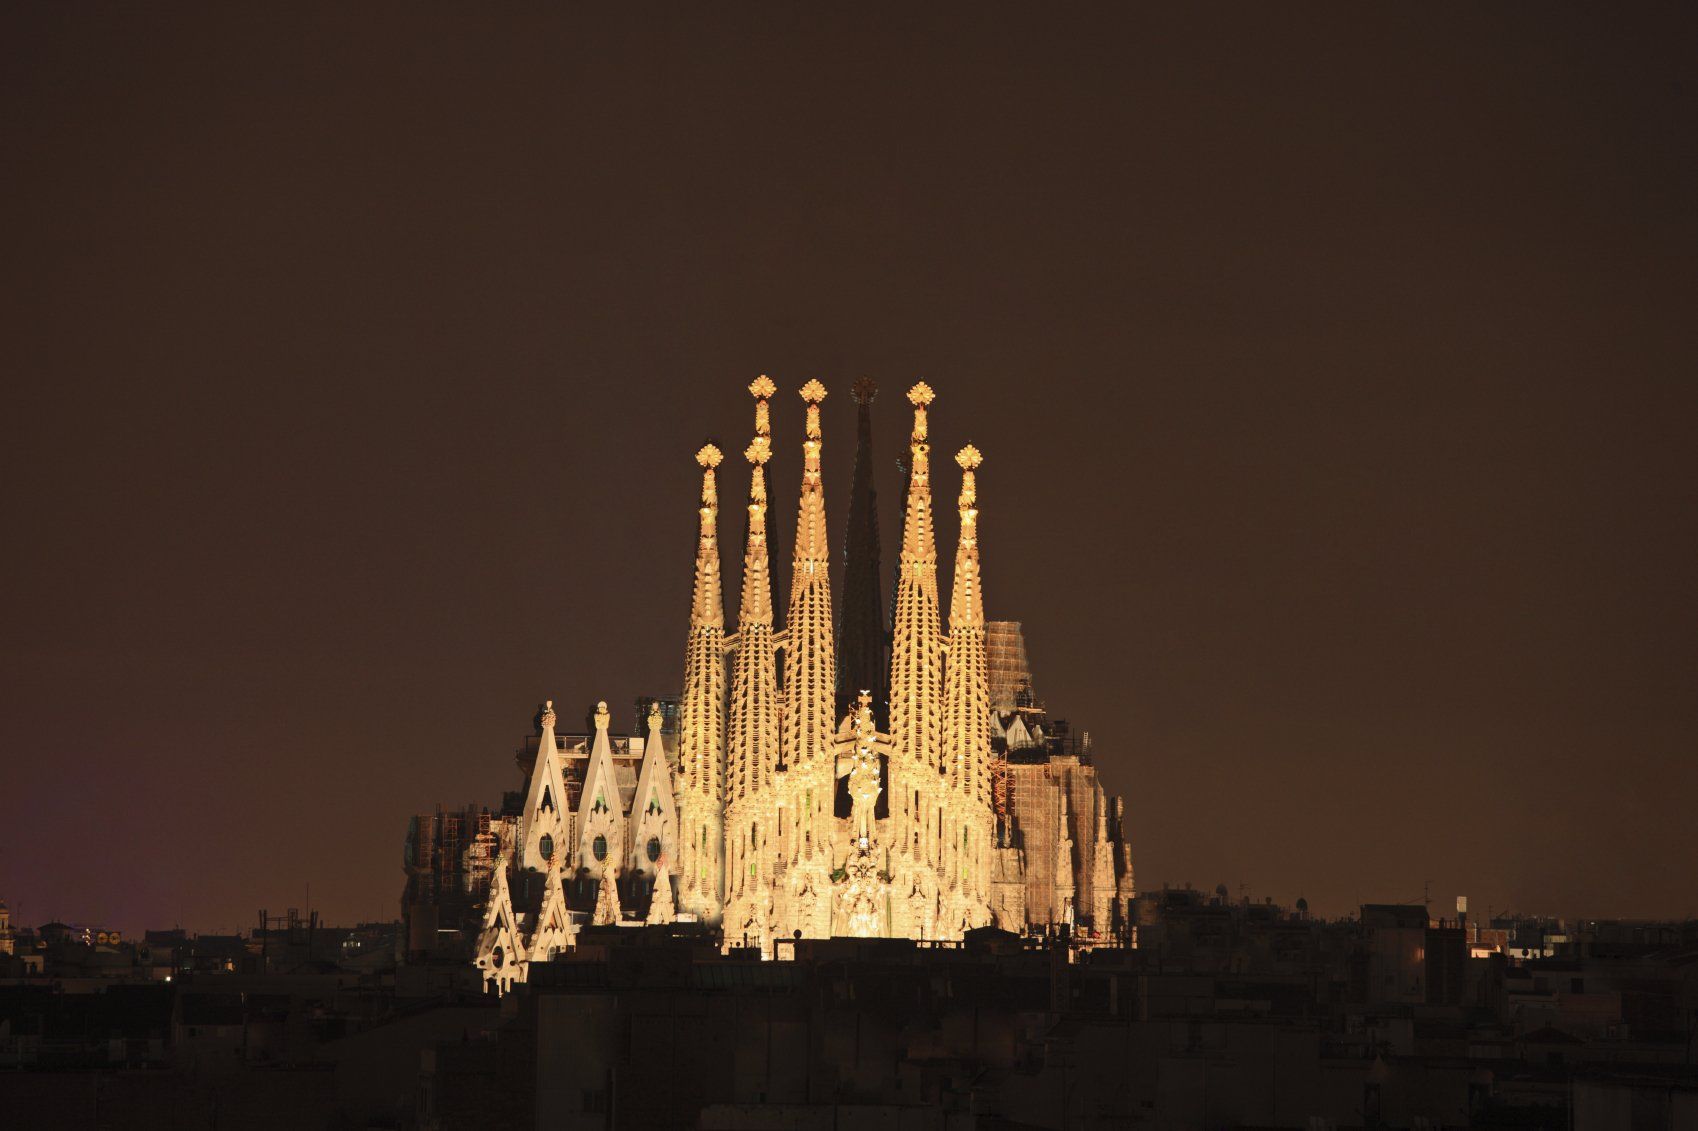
left=2, top=5, right=1695, bottom=933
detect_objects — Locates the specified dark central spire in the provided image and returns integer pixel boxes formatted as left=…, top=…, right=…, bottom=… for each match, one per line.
left=836, top=377, right=889, bottom=727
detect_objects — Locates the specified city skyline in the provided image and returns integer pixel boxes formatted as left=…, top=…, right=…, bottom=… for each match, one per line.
left=3, top=5, right=1696, bottom=936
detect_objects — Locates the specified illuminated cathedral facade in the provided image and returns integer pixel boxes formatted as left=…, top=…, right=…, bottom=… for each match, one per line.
left=462, top=378, right=1135, bottom=993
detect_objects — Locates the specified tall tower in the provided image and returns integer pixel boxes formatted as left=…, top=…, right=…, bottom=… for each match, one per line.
left=944, top=444, right=995, bottom=929
left=722, top=377, right=781, bottom=950
left=675, top=444, right=727, bottom=922
left=837, top=378, right=888, bottom=727
left=777, top=380, right=836, bottom=938
left=886, top=382, right=946, bottom=937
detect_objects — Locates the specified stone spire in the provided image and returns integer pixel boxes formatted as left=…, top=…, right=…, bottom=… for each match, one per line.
left=776, top=380, right=837, bottom=940
left=724, top=378, right=782, bottom=935
left=837, top=377, right=889, bottom=727
left=889, top=382, right=945, bottom=800
left=690, top=444, right=725, bottom=629
left=944, top=446, right=991, bottom=804
left=781, top=379, right=836, bottom=774
left=727, top=377, right=779, bottom=804
left=676, top=443, right=726, bottom=922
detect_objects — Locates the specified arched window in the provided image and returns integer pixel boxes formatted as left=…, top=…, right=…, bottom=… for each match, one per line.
left=539, top=833, right=554, bottom=862
left=646, top=837, right=662, bottom=863
left=592, top=835, right=608, bottom=862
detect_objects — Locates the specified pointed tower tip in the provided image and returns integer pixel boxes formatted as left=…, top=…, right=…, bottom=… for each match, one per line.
left=697, top=444, right=723, bottom=469
left=800, top=381, right=826, bottom=445
left=907, top=382, right=935, bottom=407
left=956, top=445, right=982, bottom=470
left=851, top=377, right=878, bottom=405
left=749, top=375, right=776, bottom=399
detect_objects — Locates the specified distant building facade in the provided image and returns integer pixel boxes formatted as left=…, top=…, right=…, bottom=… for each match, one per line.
left=419, top=380, right=1134, bottom=992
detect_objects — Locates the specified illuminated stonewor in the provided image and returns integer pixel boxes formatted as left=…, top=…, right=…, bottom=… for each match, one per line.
left=460, top=377, right=1137, bottom=989
left=774, top=380, right=836, bottom=940
left=941, top=444, right=995, bottom=933
left=721, top=378, right=782, bottom=952
left=885, top=383, right=946, bottom=939
left=836, top=692, right=889, bottom=937
left=674, top=444, right=726, bottom=923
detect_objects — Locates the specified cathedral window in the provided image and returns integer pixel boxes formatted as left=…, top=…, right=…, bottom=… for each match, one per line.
left=646, top=837, right=661, bottom=863
left=539, top=833, right=554, bottom=862
left=592, top=835, right=608, bottom=862
left=540, top=786, right=555, bottom=813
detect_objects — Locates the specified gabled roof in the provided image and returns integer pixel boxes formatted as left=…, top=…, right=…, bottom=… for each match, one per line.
left=522, top=702, right=571, bottom=868
left=633, top=708, right=678, bottom=831
left=578, top=702, right=623, bottom=827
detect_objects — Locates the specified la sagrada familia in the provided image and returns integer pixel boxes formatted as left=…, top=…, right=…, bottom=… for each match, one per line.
left=416, top=378, right=1136, bottom=992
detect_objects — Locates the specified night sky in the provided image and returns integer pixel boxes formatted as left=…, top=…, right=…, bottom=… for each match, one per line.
left=3, top=5, right=1695, bottom=934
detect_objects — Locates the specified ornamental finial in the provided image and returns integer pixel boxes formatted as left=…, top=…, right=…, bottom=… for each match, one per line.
left=648, top=701, right=663, bottom=731
left=540, top=700, right=557, bottom=729
left=594, top=701, right=610, bottom=730
left=852, top=377, right=877, bottom=405
left=744, top=434, right=772, bottom=466
left=749, top=375, right=774, bottom=440
left=908, top=382, right=933, bottom=447
left=696, top=443, right=722, bottom=510
left=800, top=380, right=826, bottom=444
left=957, top=445, right=981, bottom=512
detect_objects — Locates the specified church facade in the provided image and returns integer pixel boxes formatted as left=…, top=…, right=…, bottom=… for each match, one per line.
left=456, top=379, right=1135, bottom=993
